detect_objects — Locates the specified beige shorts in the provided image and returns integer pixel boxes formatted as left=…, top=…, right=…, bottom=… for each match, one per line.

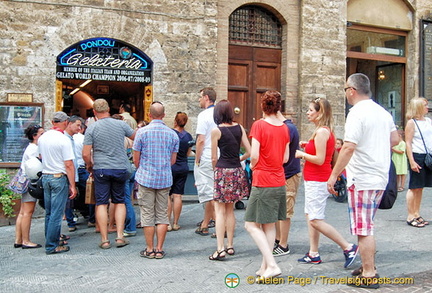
left=285, top=172, right=301, bottom=218
left=137, top=185, right=170, bottom=227
left=193, top=160, right=214, bottom=203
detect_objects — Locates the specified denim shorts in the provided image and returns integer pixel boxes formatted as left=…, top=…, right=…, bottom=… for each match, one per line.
left=93, top=169, right=129, bottom=205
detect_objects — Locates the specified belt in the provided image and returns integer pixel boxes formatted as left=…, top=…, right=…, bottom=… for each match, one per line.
left=42, top=173, right=65, bottom=178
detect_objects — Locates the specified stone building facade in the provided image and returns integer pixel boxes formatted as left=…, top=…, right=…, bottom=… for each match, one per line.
left=1, top=0, right=431, bottom=166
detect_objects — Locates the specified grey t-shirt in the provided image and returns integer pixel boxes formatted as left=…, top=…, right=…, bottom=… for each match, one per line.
left=84, top=117, right=134, bottom=169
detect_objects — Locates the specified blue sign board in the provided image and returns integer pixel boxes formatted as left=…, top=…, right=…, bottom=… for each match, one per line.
left=56, top=38, right=152, bottom=83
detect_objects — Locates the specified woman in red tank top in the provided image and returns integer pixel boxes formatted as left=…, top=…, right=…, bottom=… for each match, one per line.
left=295, top=98, right=358, bottom=268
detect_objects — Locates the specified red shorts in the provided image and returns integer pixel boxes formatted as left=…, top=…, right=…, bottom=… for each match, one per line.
left=348, top=185, right=384, bottom=236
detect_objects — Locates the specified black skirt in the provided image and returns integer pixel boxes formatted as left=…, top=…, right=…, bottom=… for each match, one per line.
left=408, top=153, right=432, bottom=189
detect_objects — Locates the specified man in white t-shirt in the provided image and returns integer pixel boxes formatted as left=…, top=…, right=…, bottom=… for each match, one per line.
left=327, top=73, right=398, bottom=289
left=38, top=111, right=77, bottom=254
left=194, top=87, right=217, bottom=236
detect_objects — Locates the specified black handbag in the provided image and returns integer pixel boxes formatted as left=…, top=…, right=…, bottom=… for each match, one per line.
left=379, top=160, right=397, bottom=209
left=28, top=172, right=44, bottom=200
left=413, top=119, right=432, bottom=170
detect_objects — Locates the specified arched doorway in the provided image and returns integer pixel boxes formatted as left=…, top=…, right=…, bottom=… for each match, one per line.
left=228, top=5, right=282, bottom=131
left=56, top=38, right=153, bottom=122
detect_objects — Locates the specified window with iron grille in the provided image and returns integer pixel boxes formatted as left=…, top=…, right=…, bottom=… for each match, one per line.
left=229, top=5, right=282, bottom=48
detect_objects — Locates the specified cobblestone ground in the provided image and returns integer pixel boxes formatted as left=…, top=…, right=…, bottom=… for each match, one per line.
left=1, top=184, right=431, bottom=292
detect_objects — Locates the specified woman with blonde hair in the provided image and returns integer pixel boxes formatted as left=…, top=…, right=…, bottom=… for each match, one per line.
left=295, top=98, right=358, bottom=268
left=405, top=97, right=432, bottom=227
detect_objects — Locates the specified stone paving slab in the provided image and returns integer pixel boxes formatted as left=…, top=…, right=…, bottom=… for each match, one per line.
left=1, top=183, right=432, bottom=292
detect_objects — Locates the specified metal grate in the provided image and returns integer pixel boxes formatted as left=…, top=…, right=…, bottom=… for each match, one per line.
left=229, top=5, right=282, bottom=48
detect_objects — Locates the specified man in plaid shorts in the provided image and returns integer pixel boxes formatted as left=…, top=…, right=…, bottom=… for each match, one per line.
left=327, top=73, right=399, bottom=289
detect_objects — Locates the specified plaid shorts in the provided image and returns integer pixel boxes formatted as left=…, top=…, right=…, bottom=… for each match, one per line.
left=348, top=185, right=384, bottom=236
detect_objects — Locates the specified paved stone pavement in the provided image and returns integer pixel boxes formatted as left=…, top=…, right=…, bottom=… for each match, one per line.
left=1, top=183, right=432, bottom=292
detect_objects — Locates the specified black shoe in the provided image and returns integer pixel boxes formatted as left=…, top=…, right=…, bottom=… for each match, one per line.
left=22, top=244, right=42, bottom=249
left=14, top=243, right=22, bottom=248
left=348, top=275, right=380, bottom=289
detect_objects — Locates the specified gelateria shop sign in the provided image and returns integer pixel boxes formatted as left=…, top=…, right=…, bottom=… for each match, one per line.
left=56, top=38, right=153, bottom=83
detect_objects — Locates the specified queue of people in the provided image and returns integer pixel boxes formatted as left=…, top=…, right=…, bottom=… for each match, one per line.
left=9, top=74, right=430, bottom=289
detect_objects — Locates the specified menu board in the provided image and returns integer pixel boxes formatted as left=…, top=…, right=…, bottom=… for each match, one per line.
left=0, top=103, right=44, bottom=167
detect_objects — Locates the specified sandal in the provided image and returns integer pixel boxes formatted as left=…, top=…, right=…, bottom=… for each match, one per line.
left=195, top=227, right=209, bottom=236
left=46, top=245, right=70, bottom=254
left=172, top=224, right=181, bottom=231
left=115, top=238, right=130, bottom=248
left=59, top=240, right=68, bottom=246
left=226, top=247, right=235, bottom=256
left=211, top=232, right=227, bottom=238
left=140, top=248, right=155, bottom=258
left=155, top=250, right=166, bottom=259
left=209, top=250, right=226, bottom=261
left=98, top=240, right=111, bottom=249
left=417, top=216, right=429, bottom=225
left=397, top=187, right=404, bottom=192
left=60, top=234, right=70, bottom=241
left=407, top=218, right=425, bottom=228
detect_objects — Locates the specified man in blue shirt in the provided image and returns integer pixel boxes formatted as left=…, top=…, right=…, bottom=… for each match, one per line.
left=133, top=101, right=179, bottom=259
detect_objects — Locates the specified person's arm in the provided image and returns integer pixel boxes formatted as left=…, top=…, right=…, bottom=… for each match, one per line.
left=390, top=130, right=399, bottom=147
left=327, top=142, right=356, bottom=194
left=250, top=137, right=260, bottom=170
left=195, top=134, right=205, bottom=165
left=283, top=141, right=290, bottom=164
left=133, top=150, right=141, bottom=169
left=171, top=152, right=177, bottom=166
left=211, top=128, right=221, bottom=169
left=405, top=119, right=421, bottom=173
left=295, top=128, right=330, bottom=165
left=64, top=160, right=77, bottom=199
left=82, top=145, right=93, bottom=174
left=239, top=125, right=251, bottom=162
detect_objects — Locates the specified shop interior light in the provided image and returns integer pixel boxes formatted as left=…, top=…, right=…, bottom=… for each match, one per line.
left=79, top=79, right=92, bottom=87
left=69, top=88, right=80, bottom=95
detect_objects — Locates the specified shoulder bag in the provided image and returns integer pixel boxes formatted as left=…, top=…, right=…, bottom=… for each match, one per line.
left=7, top=168, right=29, bottom=194
left=413, top=119, right=432, bottom=170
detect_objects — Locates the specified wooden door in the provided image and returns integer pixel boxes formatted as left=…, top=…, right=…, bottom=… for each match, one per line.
left=228, top=45, right=281, bottom=132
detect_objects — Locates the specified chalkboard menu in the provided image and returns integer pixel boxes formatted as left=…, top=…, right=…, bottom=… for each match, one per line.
left=0, top=103, right=44, bottom=167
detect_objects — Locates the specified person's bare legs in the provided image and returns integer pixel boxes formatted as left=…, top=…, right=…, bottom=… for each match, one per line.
left=225, top=203, right=235, bottom=249
left=310, top=218, right=351, bottom=251
left=213, top=201, right=227, bottom=253
left=96, top=204, right=109, bottom=243
left=15, top=201, right=37, bottom=246
left=155, top=224, right=168, bottom=251
left=358, top=235, right=377, bottom=277
left=167, top=195, right=173, bottom=224
left=108, top=202, right=116, bottom=232
left=277, top=219, right=291, bottom=248
left=200, top=200, right=214, bottom=229
left=114, top=203, right=126, bottom=240
left=172, top=193, right=183, bottom=226
left=400, top=174, right=406, bottom=189
left=406, top=188, right=423, bottom=221
left=143, top=226, right=155, bottom=252
left=306, top=214, right=320, bottom=254
left=245, top=221, right=281, bottom=278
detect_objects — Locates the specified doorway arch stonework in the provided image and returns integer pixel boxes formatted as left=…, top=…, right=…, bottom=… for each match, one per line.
left=217, top=0, right=300, bottom=119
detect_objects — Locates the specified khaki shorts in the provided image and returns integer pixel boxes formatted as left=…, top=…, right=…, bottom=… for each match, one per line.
left=244, top=186, right=286, bottom=224
left=137, top=185, right=170, bottom=227
left=193, top=160, right=214, bottom=203
left=285, top=172, right=301, bottom=218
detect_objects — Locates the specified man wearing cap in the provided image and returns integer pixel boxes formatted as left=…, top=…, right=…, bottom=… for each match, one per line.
left=83, top=99, right=135, bottom=249
left=38, top=111, right=77, bottom=254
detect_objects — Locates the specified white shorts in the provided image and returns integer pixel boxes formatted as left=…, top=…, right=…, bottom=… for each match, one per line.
left=304, top=181, right=329, bottom=220
left=193, top=160, right=214, bottom=203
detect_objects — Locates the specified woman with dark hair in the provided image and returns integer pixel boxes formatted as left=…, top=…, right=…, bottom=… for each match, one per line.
left=14, top=124, right=44, bottom=249
left=295, top=98, right=358, bottom=268
left=209, top=100, right=250, bottom=260
left=244, top=91, right=290, bottom=278
left=167, top=112, right=193, bottom=231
